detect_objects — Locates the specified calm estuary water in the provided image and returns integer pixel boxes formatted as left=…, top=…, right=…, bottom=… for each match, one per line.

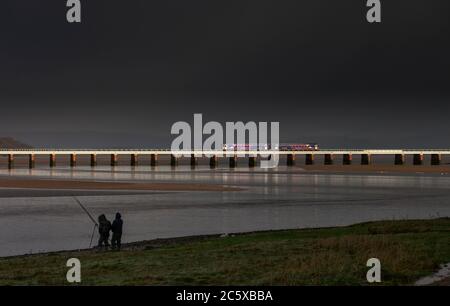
left=1, top=165, right=450, bottom=257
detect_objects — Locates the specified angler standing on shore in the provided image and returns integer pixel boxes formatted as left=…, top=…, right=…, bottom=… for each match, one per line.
left=111, top=213, right=123, bottom=250
left=97, top=214, right=111, bottom=249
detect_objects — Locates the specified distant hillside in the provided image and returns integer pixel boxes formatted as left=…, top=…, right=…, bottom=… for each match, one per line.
left=0, top=137, right=33, bottom=149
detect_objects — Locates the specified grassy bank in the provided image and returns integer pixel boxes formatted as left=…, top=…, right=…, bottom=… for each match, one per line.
left=1, top=218, right=449, bottom=285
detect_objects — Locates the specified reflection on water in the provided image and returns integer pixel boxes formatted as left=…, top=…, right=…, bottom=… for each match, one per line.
left=0, top=166, right=450, bottom=257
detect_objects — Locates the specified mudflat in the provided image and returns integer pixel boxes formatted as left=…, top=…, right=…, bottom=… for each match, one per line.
left=0, top=178, right=241, bottom=192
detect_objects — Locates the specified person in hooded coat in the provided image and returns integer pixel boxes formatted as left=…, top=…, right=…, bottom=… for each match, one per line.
left=111, top=212, right=123, bottom=250
left=97, top=214, right=111, bottom=249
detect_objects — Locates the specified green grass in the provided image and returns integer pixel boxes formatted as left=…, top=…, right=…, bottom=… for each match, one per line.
left=1, top=218, right=449, bottom=285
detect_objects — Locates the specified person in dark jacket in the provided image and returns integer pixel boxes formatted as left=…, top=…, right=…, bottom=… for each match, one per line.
left=111, top=212, right=123, bottom=250
left=97, top=214, right=112, bottom=249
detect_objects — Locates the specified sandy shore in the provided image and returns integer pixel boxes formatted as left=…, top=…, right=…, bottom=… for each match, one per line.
left=0, top=178, right=241, bottom=192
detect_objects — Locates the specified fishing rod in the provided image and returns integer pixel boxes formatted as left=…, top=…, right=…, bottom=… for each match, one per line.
left=88, top=223, right=98, bottom=248
left=73, top=197, right=97, bottom=226
left=73, top=197, right=98, bottom=248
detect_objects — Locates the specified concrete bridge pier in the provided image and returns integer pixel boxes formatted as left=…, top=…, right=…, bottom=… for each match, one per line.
left=431, top=154, right=441, bottom=165
left=49, top=154, right=56, bottom=167
left=151, top=154, right=158, bottom=167
left=131, top=154, right=138, bottom=167
left=361, top=154, right=371, bottom=165
left=305, top=154, right=314, bottom=165
left=70, top=154, right=77, bottom=167
left=209, top=156, right=218, bottom=169
left=287, top=154, right=295, bottom=166
left=229, top=155, right=238, bottom=168
left=90, top=154, right=97, bottom=167
left=170, top=155, right=178, bottom=167
left=413, top=154, right=424, bottom=165
left=324, top=154, right=334, bottom=165
left=111, top=154, right=118, bottom=167
left=249, top=156, right=256, bottom=168
left=190, top=154, right=198, bottom=168
left=29, top=154, right=35, bottom=169
left=8, top=154, right=14, bottom=169
left=395, top=154, right=405, bottom=165
left=343, top=154, right=352, bottom=165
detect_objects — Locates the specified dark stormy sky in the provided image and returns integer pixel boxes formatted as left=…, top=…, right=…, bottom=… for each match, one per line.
left=1, top=0, right=449, bottom=148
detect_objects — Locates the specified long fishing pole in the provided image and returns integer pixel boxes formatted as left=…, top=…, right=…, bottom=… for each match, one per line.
left=89, top=223, right=98, bottom=248
left=73, top=197, right=98, bottom=248
left=73, top=197, right=97, bottom=226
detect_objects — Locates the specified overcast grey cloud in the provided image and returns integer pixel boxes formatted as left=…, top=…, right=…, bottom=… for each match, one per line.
left=1, top=0, right=449, bottom=148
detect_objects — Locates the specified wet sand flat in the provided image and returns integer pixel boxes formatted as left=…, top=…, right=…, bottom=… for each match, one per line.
left=0, top=178, right=240, bottom=192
